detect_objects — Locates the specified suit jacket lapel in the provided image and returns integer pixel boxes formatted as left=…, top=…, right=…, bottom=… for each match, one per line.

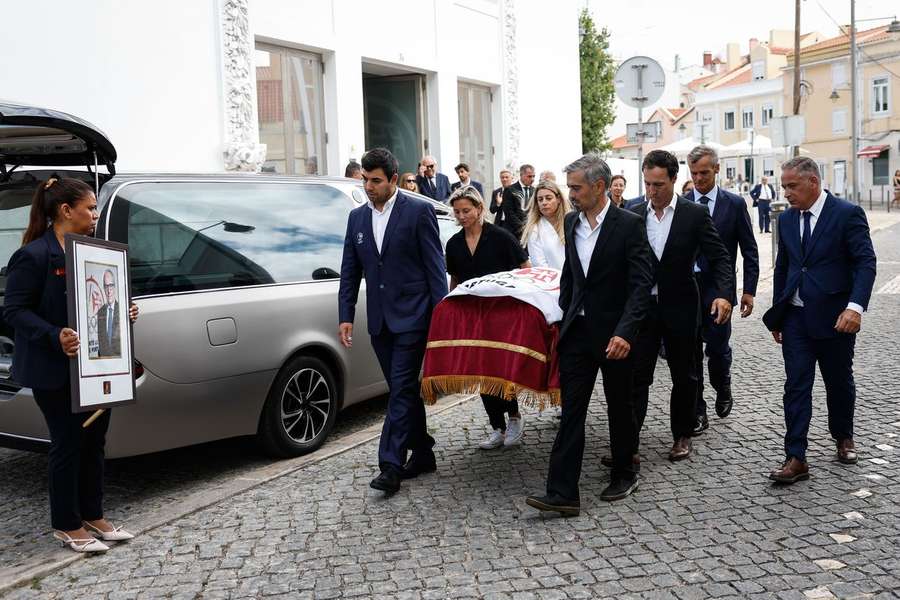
left=712, top=189, right=728, bottom=226
left=633, top=201, right=659, bottom=268
left=379, top=193, right=406, bottom=257
left=805, top=194, right=835, bottom=258
left=567, top=213, right=586, bottom=283
left=586, top=205, right=619, bottom=276
left=659, top=197, right=686, bottom=262
left=362, top=204, right=379, bottom=257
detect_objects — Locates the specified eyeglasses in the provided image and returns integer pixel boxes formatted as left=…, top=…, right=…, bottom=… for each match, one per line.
left=423, top=164, right=435, bottom=168
left=405, top=179, right=416, bottom=183
left=104, top=283, right=116, bottom=289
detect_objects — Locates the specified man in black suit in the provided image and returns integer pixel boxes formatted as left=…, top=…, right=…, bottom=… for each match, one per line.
left=489, top=168, right=514, bottom=226
left=526, top=153, right=654, bottom=516
left=496, top=164, right=535, bottom=240
left=750, top=176, right=777, bottom=233
left=687, top=145, right=759, bottom=434
left=97, top=269, right=121, bottom=357
left=629, top=150, right=732, bottom=462
left=450, top=162, right=484, bottom=198
left=415, top=155, right=451, bottom=202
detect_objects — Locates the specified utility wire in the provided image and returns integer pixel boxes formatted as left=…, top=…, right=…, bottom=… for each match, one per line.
left=812, top=0, right=900, bottom=79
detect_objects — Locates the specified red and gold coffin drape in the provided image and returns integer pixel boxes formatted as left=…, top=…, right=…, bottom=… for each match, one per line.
left=421, top=295, right=560, bottom=409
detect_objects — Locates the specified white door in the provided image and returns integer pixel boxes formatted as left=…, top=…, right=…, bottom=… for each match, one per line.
left=834, top=161, right=846, bottom=197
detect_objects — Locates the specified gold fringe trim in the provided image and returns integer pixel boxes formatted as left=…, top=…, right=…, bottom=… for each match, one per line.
left=426, top=339, right=547, bottom=363
left=421, top=375, right=560, bottom=411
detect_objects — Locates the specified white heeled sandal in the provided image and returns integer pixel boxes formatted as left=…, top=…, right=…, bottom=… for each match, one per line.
left=83, top=521, right=135, bottom=542
left=53, top=531, right=109, bottom=553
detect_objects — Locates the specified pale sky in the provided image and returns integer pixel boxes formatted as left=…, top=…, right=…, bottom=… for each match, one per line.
left=590, top=0, right=894, bottom=136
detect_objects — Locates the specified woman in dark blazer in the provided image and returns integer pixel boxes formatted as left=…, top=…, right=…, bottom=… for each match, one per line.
left=4, top=177, right=138, bottom=553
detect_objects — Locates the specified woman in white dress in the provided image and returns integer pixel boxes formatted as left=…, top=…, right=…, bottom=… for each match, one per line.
left=520, top=180, right=572, bottom=270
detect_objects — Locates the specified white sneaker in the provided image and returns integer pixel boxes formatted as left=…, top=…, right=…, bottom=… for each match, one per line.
left=504, top=416, right=525, bottom=446
left=479, top=429, right=505, bottom=450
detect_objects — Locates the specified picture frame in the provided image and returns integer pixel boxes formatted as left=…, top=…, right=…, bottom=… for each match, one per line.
left=65, top=233, right=136, bottom=413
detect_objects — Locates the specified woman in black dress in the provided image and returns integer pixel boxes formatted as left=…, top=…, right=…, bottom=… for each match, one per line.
left=445, top=185, right=530, bottom=449
left=4, top=178, right=139, bottom=553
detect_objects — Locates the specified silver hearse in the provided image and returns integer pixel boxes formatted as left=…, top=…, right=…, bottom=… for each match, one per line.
left=0, top=101, right=454, bottom=458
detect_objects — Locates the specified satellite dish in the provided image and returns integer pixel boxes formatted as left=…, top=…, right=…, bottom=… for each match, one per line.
left=614, top=56, right=666, bottom=108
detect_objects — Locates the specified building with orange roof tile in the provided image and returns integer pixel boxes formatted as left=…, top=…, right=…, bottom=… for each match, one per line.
left=782, top=24, right=900, bottom=199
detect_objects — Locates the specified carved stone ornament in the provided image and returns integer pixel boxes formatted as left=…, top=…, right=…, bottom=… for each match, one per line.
left=221, top=0, right=266, bottom=171
left=502, top=0, right=520, bottom=168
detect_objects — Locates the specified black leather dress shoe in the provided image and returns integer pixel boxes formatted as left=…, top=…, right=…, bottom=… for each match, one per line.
left=369, top=469, right=401, bottom=494
left=400, top=455, right=437, bottom=479
left=600, top=477, right=639, bottom=501
left=715, top=387, right=733, bottom=418
left=691, top=413, right=709, bottom=436
left=525, top=494, right=580, bottom=517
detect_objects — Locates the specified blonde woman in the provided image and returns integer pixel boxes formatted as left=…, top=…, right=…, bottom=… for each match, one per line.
left=445, top=186, right=531, bottom=448
left=520, top=180, right=572, bottom=271
left=399, top=172, right=419, bottom=193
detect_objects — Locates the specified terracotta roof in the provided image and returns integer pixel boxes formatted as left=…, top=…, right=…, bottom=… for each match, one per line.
left=611, top=134, right=638, bottom=149
left=668, top=107, right=689, bottom=119
left=708, top=68, right=753, bottom=89
left=769, top=46, right=792, bottom=55
left=788, top=25, right=889, bottom=57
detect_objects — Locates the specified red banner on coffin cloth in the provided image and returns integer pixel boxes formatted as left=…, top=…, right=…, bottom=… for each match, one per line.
left=421, top=295, right=560, bottom=409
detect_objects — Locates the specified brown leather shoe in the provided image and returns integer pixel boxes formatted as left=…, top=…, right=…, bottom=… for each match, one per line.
left=769, top=457, right=809, bottom=484
left=668, top=437, right=692, bottom=462
left=600, top=453, right=641, bottom=468
left=837, top=439, right=858, bottom=464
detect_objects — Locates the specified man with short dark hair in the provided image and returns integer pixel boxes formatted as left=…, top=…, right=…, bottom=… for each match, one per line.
left=750, top=175, right=776, bottom=233
left=687, top=145, right=759, bottom=435
left=344, top=160, right=363, bottom=180
left=629, top=150, right=732, bottom=462
left=415, top=155, right=451, bottom=202
left=339, top=147, right=449, bottom=495
left=763, top=157, right=876, bottom=484
left=526, top=153, right=654, bottom=516
left=450, top=162, right=484, bottom=198
left=497, top=164, right=535, bottom=239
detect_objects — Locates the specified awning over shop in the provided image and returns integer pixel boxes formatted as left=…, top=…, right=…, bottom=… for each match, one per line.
left=857, top=144, right=888, bottom=158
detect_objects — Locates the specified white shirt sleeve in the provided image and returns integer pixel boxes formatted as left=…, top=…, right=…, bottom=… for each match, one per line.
left=527, top=229, right=549, bottom=268
left=846, top=302, right=864, bottom=315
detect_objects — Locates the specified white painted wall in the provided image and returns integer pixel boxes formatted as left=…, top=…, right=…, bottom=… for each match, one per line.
left=2, top=0, right=224, bottom=173
left=3, top=0, right=581, bottom=185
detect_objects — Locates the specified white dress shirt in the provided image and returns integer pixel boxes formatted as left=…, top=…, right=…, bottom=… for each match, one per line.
left=646, top=194, right=678, bottom=295
left=693, top=185, right=718, bottom=216
left=759, top=183, right=772, bottom=200
left=367, top=188, right=398, bottom=253
left=789, top=189, right=863, bottom=315
left=527, top=217, right=566, bottom=270
left=574, top=201, right=611, bottom=315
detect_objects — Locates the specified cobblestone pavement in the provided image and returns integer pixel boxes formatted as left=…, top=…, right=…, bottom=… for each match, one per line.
left=3, top=219, right=900, bottom=599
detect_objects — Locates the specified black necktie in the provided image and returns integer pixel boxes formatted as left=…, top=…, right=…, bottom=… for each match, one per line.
left=801, top=211, right=812, bottom=255
left=699, top=196, right=709, bottom=206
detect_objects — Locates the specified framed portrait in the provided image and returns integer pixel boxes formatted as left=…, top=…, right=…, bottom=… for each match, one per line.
left=65, top=234, right=136, bottom=413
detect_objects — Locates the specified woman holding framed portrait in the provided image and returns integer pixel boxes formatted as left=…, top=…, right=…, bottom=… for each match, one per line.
left=3, top=177, right=139, bottom=553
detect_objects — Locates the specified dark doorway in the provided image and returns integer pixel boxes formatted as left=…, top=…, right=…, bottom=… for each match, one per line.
left=362, top=73, right=426, bottom=175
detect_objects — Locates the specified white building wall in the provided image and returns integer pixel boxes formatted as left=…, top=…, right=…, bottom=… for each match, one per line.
left=2, top=0, right=225, bottom=173
left=3, top=0, right=581, bottom=186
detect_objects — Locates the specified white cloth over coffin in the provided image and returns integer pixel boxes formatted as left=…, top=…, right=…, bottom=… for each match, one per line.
left=446, top=267, right=562, bottom=325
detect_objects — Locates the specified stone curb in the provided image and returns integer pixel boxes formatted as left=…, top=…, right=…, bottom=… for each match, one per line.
left=0, top=394, right=476, bottom=595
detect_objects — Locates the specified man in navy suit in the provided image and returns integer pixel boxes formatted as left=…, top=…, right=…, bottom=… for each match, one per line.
left=450, top=162, right=484, bottom=199
left=339, top=147, right=449, bottom=494
left=763, top=157, right=876, bottom=484
left=415, top=155, right=451, bottom=202
left=750, top=176, right=777, bottom=233
left=687, top=145, right=759, bottom=434
left=496, top=164, right=535, bottom=239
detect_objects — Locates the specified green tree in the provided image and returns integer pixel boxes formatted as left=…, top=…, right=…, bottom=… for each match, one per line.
left=579, top=9, right=616, bottom=153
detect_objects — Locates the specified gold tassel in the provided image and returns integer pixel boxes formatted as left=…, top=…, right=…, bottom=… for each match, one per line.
left=420, top=375, right=560, bottom=410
